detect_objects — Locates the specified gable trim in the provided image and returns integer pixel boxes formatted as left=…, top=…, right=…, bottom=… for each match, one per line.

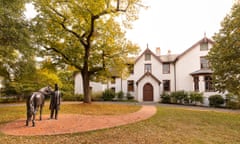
left=175, top=37, right=214, bottom=61
left=136, top=72, right=161, bottom=85
left=134, top=48, right=162, bottom=64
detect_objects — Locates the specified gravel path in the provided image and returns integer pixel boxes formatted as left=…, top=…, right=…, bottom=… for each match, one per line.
left=0, top=105, right=157, bottom=136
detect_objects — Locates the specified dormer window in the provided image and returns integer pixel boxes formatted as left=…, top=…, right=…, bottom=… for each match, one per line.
left=200, top=42, right=208, bottom=51
left=145, top=53, right=151, bottom=61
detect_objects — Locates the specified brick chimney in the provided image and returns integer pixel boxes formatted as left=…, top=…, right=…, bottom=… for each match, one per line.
left=156, top=47, right=161, bottom=56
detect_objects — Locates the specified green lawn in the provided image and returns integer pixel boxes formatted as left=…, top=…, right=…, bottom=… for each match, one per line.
left=0, top=103, right=240, bottom=144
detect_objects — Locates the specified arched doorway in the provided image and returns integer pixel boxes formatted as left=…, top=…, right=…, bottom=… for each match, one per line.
left=143, top=83, right=153, bottom=101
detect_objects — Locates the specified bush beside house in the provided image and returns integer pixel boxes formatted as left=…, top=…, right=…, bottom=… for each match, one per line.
left=160, top=91, right=203, bottom=106
left=208, top=94, right=225, bottom=107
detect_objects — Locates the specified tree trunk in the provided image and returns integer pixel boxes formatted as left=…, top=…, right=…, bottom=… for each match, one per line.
left=81, top=45, right=91, bottom=103
left=81, top=71, right=91, bottom=103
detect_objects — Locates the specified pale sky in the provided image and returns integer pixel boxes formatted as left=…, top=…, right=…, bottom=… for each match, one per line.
left=126, top=0, right=234, bottom=54
left=25, top=0, right=234, bottom=55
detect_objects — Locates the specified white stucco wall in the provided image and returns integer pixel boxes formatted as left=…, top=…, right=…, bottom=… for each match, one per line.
left=136, top=75, right=161, bottom=102
left=175, top=44, right=212, bottom=91
left=74, top=73, right=107, bottom=95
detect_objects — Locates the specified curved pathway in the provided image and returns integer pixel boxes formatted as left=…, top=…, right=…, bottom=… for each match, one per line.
left=0, top=105, right=156, bottom=136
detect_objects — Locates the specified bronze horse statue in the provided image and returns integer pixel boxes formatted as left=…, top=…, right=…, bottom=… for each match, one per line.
left=26, top=86, right=52, bottom=127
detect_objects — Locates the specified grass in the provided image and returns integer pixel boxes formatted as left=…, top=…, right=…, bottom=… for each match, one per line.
left=0, top=103, right=240, bottom=144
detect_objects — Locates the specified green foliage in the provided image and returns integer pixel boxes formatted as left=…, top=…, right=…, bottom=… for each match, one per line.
left=91, top=91, right=103, bottom=101
left=170, top=90, right=188, bottom=104
left=0, top=0, right=34, bottom=84
left=32, top=0, right=144, bottom=103
left=117, top=91, right=124, bottom=100
left=62, top=94, right=83, bottom=101
left=208, top=94, right=225, bottom=107
left=225, top=93, right=240, bottom=109
left=189, top=92, right=203, bottom=104
left=126, top=92, right=134, bottom=100
left=58, top=70, right=74, bottom=97
left=160, top=92, right=171, bottom=103
left=102, top=89, right=115, bottom=101
left=207, top=4, right=240, bottom=98
left=0, top=97, right=20, bottom=103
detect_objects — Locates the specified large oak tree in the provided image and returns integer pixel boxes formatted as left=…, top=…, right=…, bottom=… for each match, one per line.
left=32, top=0, right=144, bottom=103
left=207, top=4, right=240, bottom=98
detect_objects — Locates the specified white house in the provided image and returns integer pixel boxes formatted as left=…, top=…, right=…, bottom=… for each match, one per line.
left=74, top=36, right=223, bottom=105
left=74, top=73, right=107, bottom=95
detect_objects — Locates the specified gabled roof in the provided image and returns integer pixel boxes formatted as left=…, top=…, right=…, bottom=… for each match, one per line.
left=134, top=48, right=162, bottom=64
left=176, top=37, right=214, bottom=61
left=136, top=72, right=161, bottom=85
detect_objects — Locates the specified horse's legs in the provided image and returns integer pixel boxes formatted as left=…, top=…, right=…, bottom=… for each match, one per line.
left=26, top=113, right=29, bottom=126
left=26, top=110, right=31, bottom=126
left=26, top=119, right=29, bottom=126
left=32, top=113, right=36, bottom=127
left=39, top=105, right=43, bottom=120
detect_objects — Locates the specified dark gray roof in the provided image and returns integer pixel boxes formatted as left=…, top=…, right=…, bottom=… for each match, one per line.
left=159, top=54, right=179, bottom=62
left=190, top=69, right=213, bottom=75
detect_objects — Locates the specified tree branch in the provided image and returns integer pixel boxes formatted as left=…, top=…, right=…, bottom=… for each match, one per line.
left=43, top=45, right=82, bottom=70
left=48, top=5, right=87, bottom=47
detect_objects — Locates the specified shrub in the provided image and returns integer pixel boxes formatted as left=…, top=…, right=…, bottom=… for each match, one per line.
left=0, top=97, right=18, bottom=103
left=62, top=94, right=83, bottom=101
left=160, top=92, right=171, bottom=103
left=91, top=91, right=103, bottom=101
left=102, top=89, right=115, bottom=101
left=117, top=91, right=124, bottom=100
left=208, top=94, right=224, bottom=107
left=226, top=101, right=240, bottom=109
left=170, top=90, right=188, bottom=104
left=126, top=92, right=134, bottom=100
left=189, top=92, right=203, bottom=104
left=225, top=93, right=240, bottom=109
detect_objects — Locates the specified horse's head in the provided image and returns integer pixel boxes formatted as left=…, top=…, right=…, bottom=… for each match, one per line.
left=39, top=86, right=53, bottom=96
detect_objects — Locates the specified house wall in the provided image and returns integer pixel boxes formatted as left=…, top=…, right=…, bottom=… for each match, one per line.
left=136, top=76, right=160, bottom=102
left=74, top=73, right=106, bottom=95
left=134, top=53, right=162, bottom=81
left=175, top=44, right=211, bottom=91
left=161, top=63, right=176, bottom=92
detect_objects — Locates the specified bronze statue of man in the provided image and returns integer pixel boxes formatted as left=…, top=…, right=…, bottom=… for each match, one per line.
left=49, top=84, right=61, bottom=120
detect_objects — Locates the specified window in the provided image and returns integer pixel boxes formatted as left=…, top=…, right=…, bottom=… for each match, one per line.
left=205, top=76, right=214, bottom=92
left=163, top=63, right=170, bottom=74
left=145, top=64, right=152, bottom=73
left=127, top=80, right=134, bottom=92
left=200, top=42, right=208, bottom=51
left=145, top=53, right=151, bottom=61
left=163, top=80, right=170, bottom=91
left=200, top=57, right=209, bottom=69
left=193, top=76, right=199, bottom=91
